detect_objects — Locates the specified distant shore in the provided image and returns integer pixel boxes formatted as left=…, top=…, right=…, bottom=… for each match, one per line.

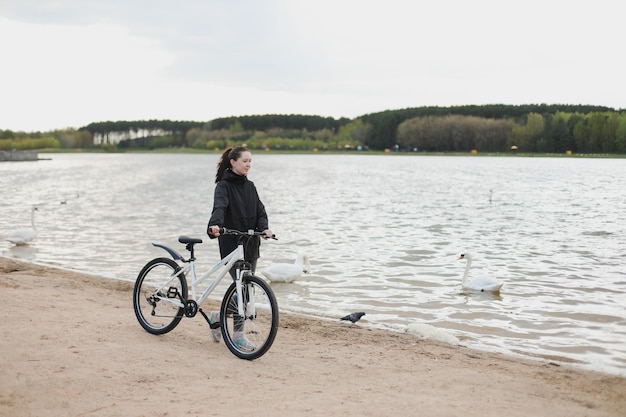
left=32, top=148, right=626, bottom=158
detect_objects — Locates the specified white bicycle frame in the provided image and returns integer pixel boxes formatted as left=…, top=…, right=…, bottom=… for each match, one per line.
left=154, top=242, right=249, bottom=317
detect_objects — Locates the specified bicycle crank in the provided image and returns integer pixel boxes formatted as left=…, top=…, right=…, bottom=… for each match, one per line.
left=184, top=300, right=198, bottom=317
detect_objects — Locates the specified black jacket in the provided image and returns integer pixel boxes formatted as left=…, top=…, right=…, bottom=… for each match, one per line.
left=207, top=169, right=269, bottom=260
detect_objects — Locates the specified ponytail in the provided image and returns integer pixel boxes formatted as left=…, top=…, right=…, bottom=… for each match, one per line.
left=215, top=146, right=249, bottom=183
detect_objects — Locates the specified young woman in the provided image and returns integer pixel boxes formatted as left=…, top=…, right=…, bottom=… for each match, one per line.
left=207, top=146, right=272, bottom=350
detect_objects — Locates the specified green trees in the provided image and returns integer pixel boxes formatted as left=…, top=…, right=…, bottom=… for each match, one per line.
left=2, top=105, right=626, bottom=154
left=397, top=115, right=516, bottom=152
left=394, top=109, right=626, bottom=154
left=83, top=120, right=205, bottom=147
left=615, top=116, right=626, bottom=153
left=571, top=112, right=626, bottom=154
left=510, top=113, right=545, bottom=152
left=208, top=114, right=347, bottom=132
left=0, top=136, right=60, bottom=150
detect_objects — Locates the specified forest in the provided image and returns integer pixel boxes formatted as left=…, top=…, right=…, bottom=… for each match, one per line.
left=1, top=104, right=625, bottom=154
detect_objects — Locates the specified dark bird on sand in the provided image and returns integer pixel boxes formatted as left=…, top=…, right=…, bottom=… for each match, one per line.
left=340, top=312, right=366, bottom=324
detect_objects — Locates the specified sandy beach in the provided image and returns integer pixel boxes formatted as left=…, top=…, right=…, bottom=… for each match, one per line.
left=1, top=256, right=625, bottom=417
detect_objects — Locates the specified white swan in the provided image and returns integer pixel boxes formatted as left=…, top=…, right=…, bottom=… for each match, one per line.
left=457, top=252, right=503, bottom=292
left=260, top=254, right=310, bottom=283
left=7, top=207, right=39, bottom=246
left=405, top=323, right=460, bottom=345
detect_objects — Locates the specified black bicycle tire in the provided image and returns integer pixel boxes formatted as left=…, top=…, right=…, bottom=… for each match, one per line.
left=220, top=275, right=279, bottom=360
left=133, top=257, right=188, bottom=335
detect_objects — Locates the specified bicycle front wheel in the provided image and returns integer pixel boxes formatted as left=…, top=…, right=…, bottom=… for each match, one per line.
left=133, top=257, right=188, bottom=335
left=220, top=275, right=279, bottom=360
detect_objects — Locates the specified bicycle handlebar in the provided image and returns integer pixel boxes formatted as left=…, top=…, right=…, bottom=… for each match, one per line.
left=218, top=227, right=278, bottom=240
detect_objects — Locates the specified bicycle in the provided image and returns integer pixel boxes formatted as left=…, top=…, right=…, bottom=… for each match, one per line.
left=133, top=228, right=279, bottom=360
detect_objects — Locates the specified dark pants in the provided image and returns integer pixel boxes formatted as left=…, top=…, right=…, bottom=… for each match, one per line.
left=227, top=259, right=257, bottom=280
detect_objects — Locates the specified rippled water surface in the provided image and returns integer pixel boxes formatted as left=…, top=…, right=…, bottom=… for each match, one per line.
left=1, top=153, right=625, bottom=376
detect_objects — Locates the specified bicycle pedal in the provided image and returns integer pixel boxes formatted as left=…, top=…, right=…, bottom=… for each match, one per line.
left=209, top=321, right=220, bottom=329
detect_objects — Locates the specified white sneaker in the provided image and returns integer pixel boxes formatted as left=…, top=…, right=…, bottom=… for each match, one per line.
left=209, top=311, right=221, bottom=342
left=234, top=336, right=256, bottom=352
left=233, top=332, right=255, bottom=352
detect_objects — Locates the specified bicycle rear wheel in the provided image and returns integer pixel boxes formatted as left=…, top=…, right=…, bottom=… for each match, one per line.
left=220, top=275, right=279, bottom=360
left=133, top=257, right=188, bottom=335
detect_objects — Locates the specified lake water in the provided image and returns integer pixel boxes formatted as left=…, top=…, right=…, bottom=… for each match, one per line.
left=1, top=153, right=625, bottom=376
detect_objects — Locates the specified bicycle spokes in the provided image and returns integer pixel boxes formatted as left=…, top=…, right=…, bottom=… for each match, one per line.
left=133, top=258, right=188, bottom=335
left=220, top=276, right=278, bottom=360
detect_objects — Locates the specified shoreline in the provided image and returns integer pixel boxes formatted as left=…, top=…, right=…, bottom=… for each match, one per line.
left=7, top=256, right=622, bottom=378
left=2, top=256, right=625, bottom=417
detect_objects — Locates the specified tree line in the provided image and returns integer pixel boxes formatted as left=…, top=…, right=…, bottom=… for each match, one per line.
left=1, top=104, right=625, bottom=154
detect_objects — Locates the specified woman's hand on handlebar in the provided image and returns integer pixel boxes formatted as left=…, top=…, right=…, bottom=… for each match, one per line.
left=208, top=225, right=220, bottom=237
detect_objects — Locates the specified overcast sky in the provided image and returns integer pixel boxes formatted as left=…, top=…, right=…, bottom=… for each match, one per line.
left=1, top=0, right=623, bottom=132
